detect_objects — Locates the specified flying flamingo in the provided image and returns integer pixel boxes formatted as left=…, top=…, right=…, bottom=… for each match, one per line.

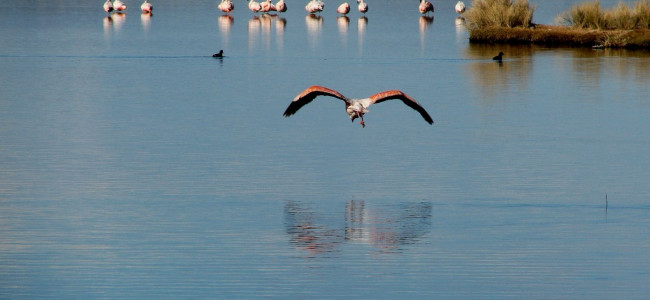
left=249, top=0, right=262, bottom=13
left=114, top=0, right=127, bottom=11
left=455, top=1, right=465, bottom=14
left=140, top=0, right=153, bottom=13
left=305, top=0, right=324, bottom=14
left=357, top=0, right=367, bottom=14
left=419, top=0, right=433, bottom=15
left=283, top=86, right=433, bottom=128
left=337, top=2, right=349, bottom=14
left=218, top=0, right=234, bottom=14
left=274, top=0, right=287, bottom=12
left=103, top=0, right=114, bottom=13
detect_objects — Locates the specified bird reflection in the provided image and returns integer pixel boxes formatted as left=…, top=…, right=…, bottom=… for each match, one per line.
left=285, top=200, right=432, bottom=254
left=112, top=12, right=126, bottom=31
left=419, top=16, right=432, bottom=53
left=306, top=14, right=323, bottom=48
left=260, top=14, right=272, bottom=50
left=219, top=15, right=234, bottom=33
left=103, top=12, right=126, bottom=39
left=455, top=17, right=466, bottom=39
left=337, top=16, right=349, bottom=35
left=140, top=12, right=152, bottom=32
left=275, top=17, right=286, bottom=52
left=248, top=16, right=261, bottom=50
left=358, top=16, right=367, bottom=55
left=337, top=16, right=349, bottom=47
left=103, top=16, right=113, bottom=37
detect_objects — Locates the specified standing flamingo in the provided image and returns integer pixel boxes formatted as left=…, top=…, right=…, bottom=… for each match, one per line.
left=140, top=0, right=153, bottom=13
left=274, top=0, right=287, bottom=12
left=283, top=86, right=433, bottom=128
left=103, top=0, right=114, bottom=13
left=249, top=0, right=262, bottom=13
left=357, top=0, right=367, bottom=14
left=260, top=0, right=273, bottom=12
left=337, top=2, right=350, bottom=14
left=419, top=0, right=433, bottom=15
left=305, top=0, right=324, bottom=13
left=218, top=0, right=234, bottom=14
left=275, top=0, right=287, bottom=12
left=114, top=0, right=127, bottom=11
left=455, top=1, right=465, bottom=14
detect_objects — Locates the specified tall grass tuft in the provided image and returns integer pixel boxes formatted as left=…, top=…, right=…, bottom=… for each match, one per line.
left=464, top=0, right=536, bottom=30
left=557, top=0, right=650, bottom=29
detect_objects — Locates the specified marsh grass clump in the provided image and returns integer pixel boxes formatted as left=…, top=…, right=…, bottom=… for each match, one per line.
left=464, top=0, right=536, bottom=30
left=557, top=0, right=650, bottom=30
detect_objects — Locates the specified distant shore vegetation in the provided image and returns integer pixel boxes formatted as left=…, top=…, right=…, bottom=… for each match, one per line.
left=465, top=0, right=650, bottom=49
left=557, top=0, right=650, bottom=30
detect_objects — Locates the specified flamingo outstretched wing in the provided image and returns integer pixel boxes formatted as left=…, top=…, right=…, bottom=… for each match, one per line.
left=283, top=85, right=349, bottom=117
left=368, top=90, right=434, bottom=124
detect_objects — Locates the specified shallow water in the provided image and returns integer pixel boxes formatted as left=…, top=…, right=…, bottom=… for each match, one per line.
left=1, top=0, right=649, bottom=299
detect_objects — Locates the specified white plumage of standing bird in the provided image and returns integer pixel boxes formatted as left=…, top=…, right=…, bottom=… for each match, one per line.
left=114, top=0, right=127, bottom=11
left=455, top=1, right=465, bottom=14
left=305, top=0, right=324, bottom=13
left=218, top=0, right=234, bottom=14
left=337, top=2, right=349, bottom=14
left=103, top=0, right=114, bottom=13
left=249, top=0, right=262, bottom=13
left=140, top=0, right=153, bottom=13
left=357, top=0, right=367, bottom=14
left=274, top=0, right=287, bottom=12
left=283, top=86, right=433, bottom=128
left=419, top=0, right=433, bottom=15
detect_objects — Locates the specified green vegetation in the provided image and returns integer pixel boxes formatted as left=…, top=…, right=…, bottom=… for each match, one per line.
left=556, top=0, right=650, bottom=30
left=463, top=0, right=536, bottom=29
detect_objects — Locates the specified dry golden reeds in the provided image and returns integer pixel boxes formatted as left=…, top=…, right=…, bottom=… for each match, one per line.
left=464, top=0, right=536, bottom=30
left=557, top=0, right=650, bottom=30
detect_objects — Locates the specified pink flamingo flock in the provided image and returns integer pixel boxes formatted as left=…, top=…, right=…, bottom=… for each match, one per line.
left=103, top=0, right=153, bottom=13
left=103, top=0, right=454, bottom=16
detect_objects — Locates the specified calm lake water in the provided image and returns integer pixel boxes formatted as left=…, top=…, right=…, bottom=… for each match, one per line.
left=1, top=0, right=649, bottom=298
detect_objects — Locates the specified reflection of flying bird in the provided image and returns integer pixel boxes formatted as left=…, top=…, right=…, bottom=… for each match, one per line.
left=141, top=0, right=153, bottom=13
left=114, top=0, right=127, bottom=11
left=305, top=0, right=324, bottom=13
left=419, top=0, right=433, bottom=15
left=103, top=0, right=114, bottom=13
left=337, top=2, right=350, bottom=15
left=357, top=0, right=367, bottom=14
left=284, top=86, right=433, bottom=128
left=455, top=1, right=465, bottom=14
left=218, top=0, right=234, bottom=14
left=493, top=51, right=504, bottom=62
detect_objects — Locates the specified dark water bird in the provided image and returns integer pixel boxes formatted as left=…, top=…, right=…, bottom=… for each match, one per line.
left=493, top=51, right=504, bottom=62
left=283, top=85, right=433, bottom=128
left=213, top=50, right=224, bottom=58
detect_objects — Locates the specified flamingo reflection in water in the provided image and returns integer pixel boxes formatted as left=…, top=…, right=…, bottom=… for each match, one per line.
left=285, top=201, right=432, bottom=254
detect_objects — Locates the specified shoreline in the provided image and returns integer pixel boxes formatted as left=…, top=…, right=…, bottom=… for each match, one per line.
left=468, top=25, right=650, bottom=49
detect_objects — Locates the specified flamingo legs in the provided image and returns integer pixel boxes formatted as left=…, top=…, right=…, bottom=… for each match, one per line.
left=356, top=112, right=365, bottom=128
